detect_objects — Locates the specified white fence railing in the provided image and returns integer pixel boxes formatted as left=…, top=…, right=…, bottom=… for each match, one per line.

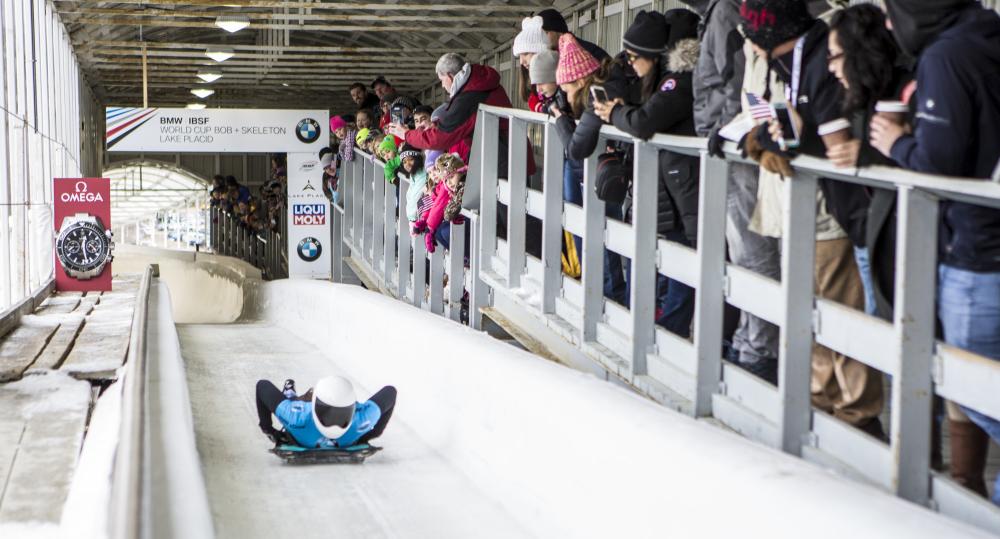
left=328, top=104, right=1000, bottom=534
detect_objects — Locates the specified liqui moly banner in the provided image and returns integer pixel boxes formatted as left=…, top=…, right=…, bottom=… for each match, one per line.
left=105, top=107, right=329, bottom=153
left=287, top=153, right=331, bottom=279
left=53, top=178, right=112, bottom=292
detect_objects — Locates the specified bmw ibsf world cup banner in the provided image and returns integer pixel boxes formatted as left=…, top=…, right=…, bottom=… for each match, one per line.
left=53, top=178, right=113, bottom=292
left=287, top=153, right=331, bottom=279
left=104, top=107, right=329, bottom=153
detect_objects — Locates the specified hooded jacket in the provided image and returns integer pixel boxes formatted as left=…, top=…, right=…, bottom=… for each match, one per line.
left=687, top=0, right=746, bottom=136
left=886, top=3, right=1000, bottom=271
left=610, top=38, right=702, bottom=244
left=404, top=63, right=535, bottom=177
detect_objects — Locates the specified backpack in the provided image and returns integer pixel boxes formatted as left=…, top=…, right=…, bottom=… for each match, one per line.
left=595, top=147, right=632, bottom=204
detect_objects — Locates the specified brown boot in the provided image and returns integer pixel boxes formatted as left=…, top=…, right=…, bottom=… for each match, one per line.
left=949, top=418, right=990, bottom=498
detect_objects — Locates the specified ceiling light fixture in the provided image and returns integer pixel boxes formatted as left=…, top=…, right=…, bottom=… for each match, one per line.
left=197, top=71, right=223, bottom=83
left=204, top=47, right=235, bottom=62
left=190, top=88, right=215, bottom=99
left=215, top=14, right=251, bottom=33
left=186, top=103, right=207, bottom=110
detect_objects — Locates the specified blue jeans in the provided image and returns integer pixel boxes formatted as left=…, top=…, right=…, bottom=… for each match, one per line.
left=563, top=159, right=627, bottom=305
left=625, top=229, right=695, bottom=338
left=938, top=264, right=1000, bottom=506
left=853, top=246, right=877, bottom=316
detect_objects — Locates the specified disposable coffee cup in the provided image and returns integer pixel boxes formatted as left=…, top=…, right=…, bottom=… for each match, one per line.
left=818, top=118, right=852, bottom=147
left=875, top=100, right=908, bottom=124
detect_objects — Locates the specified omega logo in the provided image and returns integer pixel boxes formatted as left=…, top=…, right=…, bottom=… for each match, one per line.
left=61, top=181, right=104, bottom=202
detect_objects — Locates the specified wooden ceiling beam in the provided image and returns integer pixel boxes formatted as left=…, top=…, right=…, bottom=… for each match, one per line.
left=74, top=39, right=480, bottom=55
left=61, top=16, right=517, bottom=33
left=54, top=0, right=541, bottom=13
left=57, top=7, right=525, bottom=23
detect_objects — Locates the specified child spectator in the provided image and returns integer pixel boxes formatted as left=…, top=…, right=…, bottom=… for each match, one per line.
left=413, top=153, right=466, bottom=253
left=398, top=144, right=428, bottom=226
left=512, top=15, right=551, bottom=111
left=413, top=105, right=434, bottom=130
left=355, top=109, right=374, bottom=131
left=528, top=50, right=562, bottom=113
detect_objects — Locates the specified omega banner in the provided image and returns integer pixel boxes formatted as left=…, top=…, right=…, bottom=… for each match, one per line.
left=287, top=153, right=331, bottom=279
left=53, top=178, right=113, bottom=292
left=104, top=107, right=328, bottom=153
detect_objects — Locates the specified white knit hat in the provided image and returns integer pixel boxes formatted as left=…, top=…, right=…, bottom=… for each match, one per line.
left=512, top=16, right=550, bottom=57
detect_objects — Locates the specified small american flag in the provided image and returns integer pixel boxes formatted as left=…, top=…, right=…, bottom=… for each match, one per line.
left=745, top=92, right=774, bottom=120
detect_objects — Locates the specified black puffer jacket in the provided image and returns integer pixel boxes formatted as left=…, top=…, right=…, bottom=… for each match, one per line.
left=610, top=38, right=702, bottom=246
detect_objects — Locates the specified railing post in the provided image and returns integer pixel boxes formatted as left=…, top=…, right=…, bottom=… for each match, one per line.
left=478, top=112, right=499, bottom=276
left=397, top=180, right=411, bottom=299
left=506, top=117, right=527, bottom=288
left=541, top=121, right=565, bottom=315
left=412, top=233, right=427, bottom=308
left=331, top=203, right=344, bottom=283
left=384, top=178, right=396, bottom=288
left=890, top=186, right=938, bottom=505
left=373, top=161, right=386, bottom=282
left=692, top=154, right=729, bottom=416
left=430, top=247, right=445, bottom=315
left=354, top=158, right=364, bottom=257
left=468, top=212, right=488, bottom=330
left=448, top=221, right=466, bottom=321
left=628, top=140, right=659, bottom=376
left=581, top=152, right=605, bottom=341
left=778, top=171, right=818, bottom=456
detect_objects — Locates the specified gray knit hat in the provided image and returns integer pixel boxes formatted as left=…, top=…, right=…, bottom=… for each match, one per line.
left=529, top=50, right=559, bottom=85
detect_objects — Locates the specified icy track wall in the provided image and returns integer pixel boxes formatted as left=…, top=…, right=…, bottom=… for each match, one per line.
left=234, top=278, right=989, bottom=538
left=114, top=245, right=255, bottom=323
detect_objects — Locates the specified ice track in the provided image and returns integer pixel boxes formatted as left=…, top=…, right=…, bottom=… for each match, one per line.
left=179, top=322, right=528, bottom=539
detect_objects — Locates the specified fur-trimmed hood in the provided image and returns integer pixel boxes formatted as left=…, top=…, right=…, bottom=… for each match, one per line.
left=667, top=38, right=700, bottom=73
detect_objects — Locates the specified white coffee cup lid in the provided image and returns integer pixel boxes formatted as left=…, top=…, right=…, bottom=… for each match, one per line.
left=817, top=118, right=851, bottom=136
left=875, top=100, right=908, bottom=113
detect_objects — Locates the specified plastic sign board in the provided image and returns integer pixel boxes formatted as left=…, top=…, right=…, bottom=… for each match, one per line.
left=287, top=153, right=331, bottom=279
left=104, top=107, right=329, bottom=153
left=53, top=178, right=113, bottom=292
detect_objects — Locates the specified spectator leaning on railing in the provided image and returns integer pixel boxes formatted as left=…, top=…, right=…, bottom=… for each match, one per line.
left=594, top=9, right=702, bottom=339
left=741, top=0, right=885, bottom=438
left=869, top=0, right=1000, bottom=506
left=350, top=82, right=381, bottom=124
left=512, top=16, right=552, bottom=112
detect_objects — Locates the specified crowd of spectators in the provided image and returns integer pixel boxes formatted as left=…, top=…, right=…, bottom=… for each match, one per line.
left=311, top=0, right=1000, bottom=506
left=209, top=154, right=286, bottom=233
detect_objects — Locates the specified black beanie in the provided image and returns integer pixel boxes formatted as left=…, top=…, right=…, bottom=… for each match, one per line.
left=623, top=10, right=670, bottom=57
left=664, top=8, right=701, bottom=48
left=740, top=0, right=814, bottom=52
left=537, top=8, right=569, bottom=33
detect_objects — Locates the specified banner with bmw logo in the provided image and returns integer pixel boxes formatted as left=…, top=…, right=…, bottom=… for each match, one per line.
left=105, top=107, right=329, bottom=153
left=287, top=153, right=331, bottom=279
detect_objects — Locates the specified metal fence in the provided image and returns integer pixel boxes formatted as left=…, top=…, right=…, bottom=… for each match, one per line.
left=209, top=206, right=288, bottom=280
left=331, top=150, right=473, bottom=322
left=324, top=103, right=1000, bottom=534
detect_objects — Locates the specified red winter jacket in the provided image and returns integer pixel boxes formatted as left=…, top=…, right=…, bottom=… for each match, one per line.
left=405, top=64, right=536, bottom=176
left=420, top=181, right=451, bottom=236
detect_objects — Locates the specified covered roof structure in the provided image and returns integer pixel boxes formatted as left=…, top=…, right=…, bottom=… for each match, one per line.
left=57, top=0, right=567, bottom=110
left=106, top=160, right=207, bottom=224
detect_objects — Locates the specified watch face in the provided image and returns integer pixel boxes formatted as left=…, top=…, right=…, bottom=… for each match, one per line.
left=56, top=221, right=111, bottom=273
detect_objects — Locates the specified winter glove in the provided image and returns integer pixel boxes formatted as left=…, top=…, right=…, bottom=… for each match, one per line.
left=707, top=126, right=726, bottom=159
left=412, top=219, right=427, bottom=234
left=424, top=232, right=436, bottom=254
left=759, top=151, right=795, bottom=178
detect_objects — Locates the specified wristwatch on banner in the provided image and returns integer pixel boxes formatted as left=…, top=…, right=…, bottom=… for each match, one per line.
left=55, top=213, right=114, bottom=280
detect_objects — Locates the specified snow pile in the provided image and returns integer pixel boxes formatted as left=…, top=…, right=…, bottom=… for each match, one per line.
left=241, top=280, right=991, bottom=539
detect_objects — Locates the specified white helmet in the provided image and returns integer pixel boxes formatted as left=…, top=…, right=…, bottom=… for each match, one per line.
left=312, top=376, right=357, bottom=439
